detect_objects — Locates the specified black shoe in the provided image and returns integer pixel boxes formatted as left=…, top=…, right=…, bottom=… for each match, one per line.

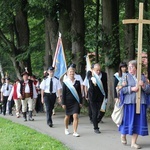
left=29, top=118, right=34, bottom=121
left=9, top=113, right=13, bottom=116
left=48, top=123, right=53, bottom=127
left=94, top=129, right=101, bottom=134
left=100, top=120, right=104, bottom=123
left=24, top=118, right=27, bottom=122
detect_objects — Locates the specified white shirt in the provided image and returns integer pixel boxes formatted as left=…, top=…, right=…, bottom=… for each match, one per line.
left=63, top=73, right=83, bottom=85
left=83, top=76, right=89, bottom=88
left=8, top=86, right=15, bottom=101
left=63, top=73, right=84, bottom=97
left=8, top=84, right=19, bottom=101
left=75, top=74, right=83, bottom=85
left=1, top=83, right=13, bottom=96
left=40, top=76, right=62, bottom=94
left=17, top=80, right=37, bottom=99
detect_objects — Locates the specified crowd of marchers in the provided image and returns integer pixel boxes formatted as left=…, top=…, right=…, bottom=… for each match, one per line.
left=0, top=58, right=150, bottom=149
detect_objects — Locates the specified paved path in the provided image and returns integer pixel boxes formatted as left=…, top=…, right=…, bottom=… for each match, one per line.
left=1, top=112, right=150, bottom=150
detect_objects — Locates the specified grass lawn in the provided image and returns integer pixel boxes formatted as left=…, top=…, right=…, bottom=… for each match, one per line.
left=0, top=117, right=69, bottom=150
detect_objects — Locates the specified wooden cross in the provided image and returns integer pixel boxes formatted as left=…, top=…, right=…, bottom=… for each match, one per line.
left=122, top=3, right=150, bottom=114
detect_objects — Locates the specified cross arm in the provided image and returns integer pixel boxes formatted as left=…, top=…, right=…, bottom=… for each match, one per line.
left=123, top=19, right=150, bottom=24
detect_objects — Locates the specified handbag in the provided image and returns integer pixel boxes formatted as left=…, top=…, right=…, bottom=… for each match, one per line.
left=111, top=100, right=124, bottom=126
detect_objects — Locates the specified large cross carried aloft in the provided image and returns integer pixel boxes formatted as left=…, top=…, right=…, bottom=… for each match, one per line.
left=122, top=3, right=150, bottom=114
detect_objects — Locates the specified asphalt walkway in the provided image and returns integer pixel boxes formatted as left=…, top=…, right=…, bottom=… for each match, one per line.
left=1, top=112, right=150, bottom=150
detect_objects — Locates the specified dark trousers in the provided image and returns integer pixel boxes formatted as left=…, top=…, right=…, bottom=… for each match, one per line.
left=8, top=99, right=14, bottom=114
left=0, top=100, right=2, bottom=113
left=2, top=96, right=8, bottom=115
left=88, top=101, right=92, bottom=121
left=90, top=101, right=102, bottom=130
left=98, top=111, right=105, bottom=123
left=36, top=94, right=43, bottom=112
left=44, top=93, right=56, bottom=125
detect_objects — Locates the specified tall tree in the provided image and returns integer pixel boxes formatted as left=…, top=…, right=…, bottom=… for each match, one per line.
left=44, top=1, right=58, bottom=70
left=124, top=0, right=135, bottom=61
left=15, top=0, right=31, bottom=73
left=0, top=0, right=31, bottom=79
left=59, top=0, right=72, bottom=64
left=102, top=0, right=120, bottom=108
left=71, top=0, right=85, bottom=74
left=144, top=0, right=150, bottom=79
left=95, top=0, right=100, bottom=62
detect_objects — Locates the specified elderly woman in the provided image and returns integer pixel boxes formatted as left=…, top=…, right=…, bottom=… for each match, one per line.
left=62, top=66, right=82, bottom=137
left=119, top=60, right=150, bottom=149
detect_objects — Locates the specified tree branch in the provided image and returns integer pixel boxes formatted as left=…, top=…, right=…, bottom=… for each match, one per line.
left=0, top=28, right=17, bottom=53
left=0, top=29, right=11, bottom=46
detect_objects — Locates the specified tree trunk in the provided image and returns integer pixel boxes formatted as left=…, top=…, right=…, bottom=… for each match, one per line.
left=71, top=0, right=85, bottom=75
left=59, top=0, right=72, bottom=64
left=0, top=62, right=4, bottom=78
left=95, top=0, right=100, bottom=63
left=144, top=0, right=150, bottom=80
left=124, top=0, right=135, bottom=62
left=102, top=0, right=120, bottom=109
left=9, top=55, right=22, bottom=80
left=44, top=13, right=58, bottom=70
left=15, top=0, right=31, bottom=74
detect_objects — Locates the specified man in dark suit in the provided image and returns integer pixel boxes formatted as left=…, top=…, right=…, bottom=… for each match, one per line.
left=87, top=63, right=108, bottom=134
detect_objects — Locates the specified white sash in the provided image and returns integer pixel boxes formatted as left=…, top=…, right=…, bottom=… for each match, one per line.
left=93, top=72, right=107, bottom=112
left=93, top=72, right=105, bottom=96
left=114, top=72, right=120, bottom=81
left=63, top=79, right=80, bottom=103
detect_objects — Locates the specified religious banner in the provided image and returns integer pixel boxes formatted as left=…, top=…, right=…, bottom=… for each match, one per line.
left=52, top=33, right=67, bottom=80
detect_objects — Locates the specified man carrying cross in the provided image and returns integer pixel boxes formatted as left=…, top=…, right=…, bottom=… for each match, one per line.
left=118, top=3, right=150, bottom=149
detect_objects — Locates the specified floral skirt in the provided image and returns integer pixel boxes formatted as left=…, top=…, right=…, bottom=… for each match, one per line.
left=119, top=104, right=148, bottom=136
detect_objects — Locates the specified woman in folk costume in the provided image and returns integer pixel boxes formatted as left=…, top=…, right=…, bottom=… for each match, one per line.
left=114, top=62, right=128, bottom=101
left=62, top=66, right=82, bottom=137
left=8, top=79, right=21, bottom=118
left=119, top=60, right=150, bottom=149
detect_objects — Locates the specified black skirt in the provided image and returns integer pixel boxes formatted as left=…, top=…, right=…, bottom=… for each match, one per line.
left=65, top=100, right=80, bottom=115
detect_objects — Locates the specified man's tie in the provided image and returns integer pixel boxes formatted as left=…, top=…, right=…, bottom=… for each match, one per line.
left=6, top=84, right=9, bottom=91
left=50, top=78, right=53, bottom=93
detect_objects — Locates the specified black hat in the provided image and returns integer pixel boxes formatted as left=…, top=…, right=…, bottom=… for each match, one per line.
left=48, top=66, right=55, bottom=71
left=21, top=71, right=29, bottom=76
left=5, top=77, right=10, bottom=80
left=68, top=63, right=76, bottom=69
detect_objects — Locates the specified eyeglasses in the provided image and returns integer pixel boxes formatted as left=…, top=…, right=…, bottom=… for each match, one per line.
left=128, top=65, right=135, bottom=69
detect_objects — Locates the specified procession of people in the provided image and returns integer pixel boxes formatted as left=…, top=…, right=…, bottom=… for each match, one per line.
left=1, top=57, right=150, bottom=149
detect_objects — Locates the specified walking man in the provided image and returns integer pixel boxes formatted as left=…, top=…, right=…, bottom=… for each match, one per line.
left=17, top=71, right=37, bottom=121
left=87, top=63, right=108, bottom=133
left=1, top=77, right=13, bottom=116
left=40, top=66, right=62, bottom=127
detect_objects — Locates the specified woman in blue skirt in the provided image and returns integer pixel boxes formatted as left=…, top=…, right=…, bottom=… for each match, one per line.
left=119, top=60, right=150, bottom=149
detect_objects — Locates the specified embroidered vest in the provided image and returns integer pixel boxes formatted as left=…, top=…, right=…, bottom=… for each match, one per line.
left=20, top=80, right=33, bottom=100
left=13, top=84, right=18, bottom=100
left=33, top=80, right=38, bottom=93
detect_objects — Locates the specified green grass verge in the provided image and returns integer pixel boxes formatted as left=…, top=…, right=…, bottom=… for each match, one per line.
left=0, top=117, right=69, bottom=150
